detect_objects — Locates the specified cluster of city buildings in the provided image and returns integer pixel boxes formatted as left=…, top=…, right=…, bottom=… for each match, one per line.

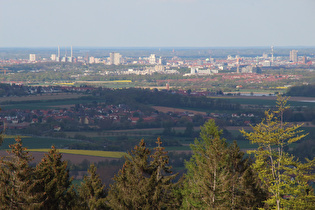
left=0, top=46, right=313, bottom=77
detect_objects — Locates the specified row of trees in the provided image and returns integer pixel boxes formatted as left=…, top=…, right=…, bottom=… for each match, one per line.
left=287, top=84, right=315, bottom=97
left=0, top=96, right=314, bottom=209
left=91, top=88, right=240, bottom=111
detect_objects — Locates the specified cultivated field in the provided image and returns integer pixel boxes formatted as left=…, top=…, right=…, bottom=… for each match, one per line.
left=215, top=95, right=315, bottom=102
left=0, top=150, right=123, bottom=164
left=76, top=80, right=132, bottom=84
left=0, top=94, right=107, bottom=110
left=152, top=106, right=207, bottom=115
left=29, top=149, right=126, bottom=158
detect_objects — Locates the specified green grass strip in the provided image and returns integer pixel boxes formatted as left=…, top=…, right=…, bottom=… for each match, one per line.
left=28, top=149, right=126, bottom=158
left=3, top=135, right=31, bottom=139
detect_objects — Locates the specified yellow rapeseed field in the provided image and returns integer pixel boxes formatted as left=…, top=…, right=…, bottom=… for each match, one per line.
left=29, top=149, right=126, bottom=158
left=76, top=80, right=132, bottom=84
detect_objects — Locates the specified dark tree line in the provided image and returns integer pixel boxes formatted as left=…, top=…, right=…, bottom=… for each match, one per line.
left=286, top=84, right=315, bottom=97
left=91, top=88, right=240, bottom=111
left=0, top=83, right=29, bottom=97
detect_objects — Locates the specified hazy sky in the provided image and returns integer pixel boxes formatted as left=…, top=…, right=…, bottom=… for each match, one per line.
left=0, top=0, right=314, bottom=48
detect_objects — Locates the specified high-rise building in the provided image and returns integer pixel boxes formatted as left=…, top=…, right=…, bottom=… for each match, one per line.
left=290, top=50, right=298, bottom=63
left=159, top=57, right=167, bottom=65
left=29, top=54, right=36, bottom=62
left=149, top=54, right=156, bottom=64
left=109, top=52, right=122, bottom=65
left=190, top=67, right=198, bottom=74
left=154, top=65, right=165, bottom=72
left=89, top=56, right=95, bottom=64
left=51, top=54, right=57, bottom=61
left=262, top=53, right=269, bottom=59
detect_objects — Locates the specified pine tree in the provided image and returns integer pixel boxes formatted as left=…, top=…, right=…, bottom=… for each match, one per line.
left=0, top=137, right=40, bottom=209
left=227, top=141, right=267, bottom=209
left=107, top=138, right=179, bottom=209
left=107, top=139, right=153, bottom=209
left=78, top=164, right=108, bottom=209
left=240, top=95, right=315, bottom=209
left=182, top=119, right=266, bottom=209
left=182, top=119, right=231, bottom=209
left=34, top=145, right=76, bottom=209
left=146, top=137, right=179, bottom=209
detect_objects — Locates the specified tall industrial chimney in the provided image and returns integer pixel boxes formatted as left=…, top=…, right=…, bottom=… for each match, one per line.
left=271, top=45, right=274, bottom=65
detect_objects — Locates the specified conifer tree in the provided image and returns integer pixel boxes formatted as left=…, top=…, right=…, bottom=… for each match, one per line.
left=227, top=141, right=267, bottom=209
left=0, top=137, right=40, bottom=209
left=182, top=120, right=231, bottom=209
left=78, top=164, right=108, bottom=210
left=147, top=137, right=179, bottom=209
left=107, top=139, right=153, bottom=209
left=241, top=96, right=315, bottom=209
left=107, top=138, right=179, bottom=209
left=34, top=145, right=76, bottom=209
left=182, top=119, right=266, bottom=209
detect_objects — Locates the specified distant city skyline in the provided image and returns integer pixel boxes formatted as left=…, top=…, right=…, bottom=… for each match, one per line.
left=1, top=0, right=315, bottom=48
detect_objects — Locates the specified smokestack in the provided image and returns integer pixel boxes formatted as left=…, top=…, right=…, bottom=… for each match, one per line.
left=271, top=45, right=274, bottom=65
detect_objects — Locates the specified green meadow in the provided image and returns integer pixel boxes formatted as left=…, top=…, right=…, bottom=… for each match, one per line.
left=0, top=136, right=78, bottom=150
left=220, top=97, right=315, bottom=107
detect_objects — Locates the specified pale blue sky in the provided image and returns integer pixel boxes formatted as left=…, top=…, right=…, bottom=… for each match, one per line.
left=0, top=0, right=314, bottom=47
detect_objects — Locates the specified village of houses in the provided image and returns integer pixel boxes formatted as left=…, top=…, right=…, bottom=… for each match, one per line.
left=0, top=102, right=256, bottom=135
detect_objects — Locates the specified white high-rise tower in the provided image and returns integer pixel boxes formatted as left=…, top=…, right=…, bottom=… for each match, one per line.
left=290, top=50, right=298, bottom=63
left=109, top=52, right=122, bottom=65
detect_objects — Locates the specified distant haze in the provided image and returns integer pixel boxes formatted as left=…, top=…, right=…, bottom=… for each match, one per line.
left=0, top=0, right=315, bottom=48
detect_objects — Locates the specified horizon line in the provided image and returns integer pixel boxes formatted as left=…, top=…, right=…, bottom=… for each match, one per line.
left=1, top=45, right=315, bottom=49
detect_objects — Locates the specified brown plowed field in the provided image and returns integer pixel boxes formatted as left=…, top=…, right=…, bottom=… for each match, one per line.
left=152, top=106, right=207, bottom=115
